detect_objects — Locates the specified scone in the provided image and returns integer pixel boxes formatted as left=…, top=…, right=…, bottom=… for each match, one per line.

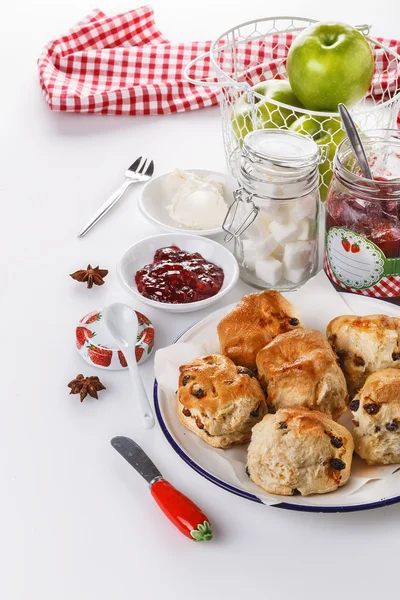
left=256, top=328, right=348, bottom=420
left=327, top=314, right=400, bottom=398
left=217, top=290, right=302, bottom=371
left=350, top=368, right=400, bottom=465
left=247, top=407, right=354, bottom=496
left=177, top=354, right=267, bottom=448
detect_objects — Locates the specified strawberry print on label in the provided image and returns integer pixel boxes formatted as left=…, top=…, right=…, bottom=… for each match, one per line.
left=326, top=227, right=386, bottom=290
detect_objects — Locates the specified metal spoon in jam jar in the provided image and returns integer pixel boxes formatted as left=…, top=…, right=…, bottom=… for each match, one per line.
left=338, top=103, right=373, bottom=180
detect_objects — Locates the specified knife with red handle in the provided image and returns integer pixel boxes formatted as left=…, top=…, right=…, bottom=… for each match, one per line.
left=111, top=436, right=212, bottom=542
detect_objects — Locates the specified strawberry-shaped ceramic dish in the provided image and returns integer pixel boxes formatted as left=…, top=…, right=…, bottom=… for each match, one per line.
left=76, top=308, right=154, bottom=370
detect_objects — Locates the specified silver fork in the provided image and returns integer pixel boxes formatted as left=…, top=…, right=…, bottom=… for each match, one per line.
left=78, top=157, right=155, bottom=237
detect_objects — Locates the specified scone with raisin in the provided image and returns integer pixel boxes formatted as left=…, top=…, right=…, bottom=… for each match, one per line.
left=177, top=354, right=266, bottom=448
left=327, top=314, right=400, bottom=398
left=217, top=290, right=302, bottom=372
left=247, top=407, right=354, bottom=496
left=350, top=368, right=400, bottom=465
left=256, top=329, right=348, bottom=420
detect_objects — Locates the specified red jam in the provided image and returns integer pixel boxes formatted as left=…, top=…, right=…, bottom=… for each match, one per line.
left=325, top=133, right=400, bottom=302
left=326, top=183, right=400, bottom=259
left=135, top=246, right=224, bottom=304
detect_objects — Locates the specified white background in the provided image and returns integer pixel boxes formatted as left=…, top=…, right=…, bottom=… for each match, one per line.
left=2, top=0, right=400, bottom=599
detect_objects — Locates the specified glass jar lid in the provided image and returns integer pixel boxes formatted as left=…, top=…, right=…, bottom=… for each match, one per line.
left=239, top=129, right=320, bottom=200
left=243, top=129, right=320, bottom=170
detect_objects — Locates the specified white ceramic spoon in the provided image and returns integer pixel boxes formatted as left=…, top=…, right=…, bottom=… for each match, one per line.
left=105, top=302, right=155, bottom=429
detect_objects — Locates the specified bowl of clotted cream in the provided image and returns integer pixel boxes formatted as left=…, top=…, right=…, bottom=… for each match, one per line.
left=138, top=169, right=236, bottom=236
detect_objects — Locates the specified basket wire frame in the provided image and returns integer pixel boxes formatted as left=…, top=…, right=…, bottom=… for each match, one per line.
left=186, top=17, right=400, bottom=199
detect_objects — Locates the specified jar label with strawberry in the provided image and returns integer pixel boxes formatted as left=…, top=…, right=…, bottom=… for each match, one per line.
left=324, top=130, right=400, bottom=299
left=325, top=227, right=400, bottom=296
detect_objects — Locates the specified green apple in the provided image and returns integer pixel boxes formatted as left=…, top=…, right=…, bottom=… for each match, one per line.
left=231, top=80, right=303, bottom=142
left=287, top=22, right=374, bottom=111
left=290, top=115, right=346, bottom=200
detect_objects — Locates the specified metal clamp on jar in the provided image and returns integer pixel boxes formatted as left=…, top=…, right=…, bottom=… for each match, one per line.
left=223, top=129, right=321, bottom=290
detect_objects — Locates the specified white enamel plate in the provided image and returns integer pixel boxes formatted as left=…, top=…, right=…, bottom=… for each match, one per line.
left=154, top=290, right=400, bottom=512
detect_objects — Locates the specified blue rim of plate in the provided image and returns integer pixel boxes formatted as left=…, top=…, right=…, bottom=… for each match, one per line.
left=153, top=308, right=400, bottom=513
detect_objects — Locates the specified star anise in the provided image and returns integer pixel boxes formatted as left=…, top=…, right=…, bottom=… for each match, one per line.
left=68, top=374, right=106, bottom=402
left=70, top=265, right=108, bottom=289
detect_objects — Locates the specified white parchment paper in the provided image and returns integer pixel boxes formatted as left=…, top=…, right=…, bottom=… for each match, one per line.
left=155, top=271, right=399, bottom=507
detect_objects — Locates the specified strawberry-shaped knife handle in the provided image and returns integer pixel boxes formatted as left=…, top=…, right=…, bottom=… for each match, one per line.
left=150, top=479, right=212, bottom=542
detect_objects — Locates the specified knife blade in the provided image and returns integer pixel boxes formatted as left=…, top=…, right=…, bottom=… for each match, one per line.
left=111, top=436, right=213, bottom=542
left=111, top=436, right=162, bottom=485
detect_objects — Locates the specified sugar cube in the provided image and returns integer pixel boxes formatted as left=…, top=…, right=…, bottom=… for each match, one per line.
left=289, top=194, right=316, bottom=222
left=283, top=265, right=308, bottom=284
left=245, top=218, right=268, bottom=244
left=243, top=235, right=278, bottom=270
left=283, top=241, right=312, bottom=270
left=242, top=240, right=258, bottom=270
left=269, top=221, right=299, bottom=244
left=272, top=244, right=284, bottom=260
left=262, top=200, right=288, bottom=223
left=255, top=257, right=283, bottom=286
left=261, top=233, right=279, bottom=256
left=259, top=215, right=273, bottom=230
left=297, top=219, right=314, bottom=241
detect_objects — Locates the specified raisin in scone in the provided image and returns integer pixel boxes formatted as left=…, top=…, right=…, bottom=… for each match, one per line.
left=177, top=354, right=266, bottom=448
left=247, top=407, right=354, bottom=496
left=350, top=368, right=400, bottom=465
left=217, top=290, right=302, bottom=372
left=256, top=329, right=348, bottom=420
left=327, top=314, right=400, bottom=398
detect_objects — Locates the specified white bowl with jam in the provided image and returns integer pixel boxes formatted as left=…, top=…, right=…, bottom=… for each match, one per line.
left=118, top=233, right=239, bottom=313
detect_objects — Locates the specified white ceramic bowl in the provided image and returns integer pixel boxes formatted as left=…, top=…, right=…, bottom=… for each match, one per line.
left=138, top=169, right=236, bottom=236
left=118, top=233, right=239, bottom=313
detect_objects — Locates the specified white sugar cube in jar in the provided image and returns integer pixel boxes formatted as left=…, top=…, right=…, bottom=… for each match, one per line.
left=226, top=130, right=320, bottom=290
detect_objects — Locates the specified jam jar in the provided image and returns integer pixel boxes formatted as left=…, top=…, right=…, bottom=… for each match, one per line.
left=223, top=129, right=320, bottom=290
left=325, top=130, right=400, bottom=301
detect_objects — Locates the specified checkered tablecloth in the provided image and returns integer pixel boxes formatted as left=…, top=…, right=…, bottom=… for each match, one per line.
left=38, top=5, right=400, bottom=118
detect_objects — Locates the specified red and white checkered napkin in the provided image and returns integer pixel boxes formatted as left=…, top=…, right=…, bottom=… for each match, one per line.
left=37, top=5, right=218, bottom=115
left=38, top=5, right=400, bottom=118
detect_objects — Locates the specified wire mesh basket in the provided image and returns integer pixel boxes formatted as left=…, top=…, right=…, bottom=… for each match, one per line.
left=185, top=16, right=400, bottom=199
